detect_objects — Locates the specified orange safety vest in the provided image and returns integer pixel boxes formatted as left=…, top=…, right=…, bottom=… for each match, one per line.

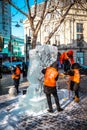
left=70, top=58, right=74, bottom=65
left=60, top=52, right=69, bottom=64
left=43, top=67, right=58, bottom=87
left=16, top=67, right=21, bottom=75
left=70, top=69, right=80, bottom=83
left=12, top=73, right=15, bottom=79
left=12, top=67, right=21, bottom=79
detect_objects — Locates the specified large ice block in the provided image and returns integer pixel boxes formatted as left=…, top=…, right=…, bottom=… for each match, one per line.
left=19, top=45, right=70, bottom=113
left=19, top=45, right=58, bottom=112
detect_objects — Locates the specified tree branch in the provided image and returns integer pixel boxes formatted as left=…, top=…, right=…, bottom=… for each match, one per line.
left=6, top=0, right=28, bottom=17
left=26, top=0, right=31, bottom=19
left=32, top=0, right=37, bottom=19
left=78, top=1, right=87, bottom=11
left=45, top=3, right=74, bottom=44
left=35, top=0, right=48, bottom=35
left=25, top=0, right=35, bottom=32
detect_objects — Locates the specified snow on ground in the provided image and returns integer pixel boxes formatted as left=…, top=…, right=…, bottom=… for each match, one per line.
left=0, top=89, right=73, bottom=130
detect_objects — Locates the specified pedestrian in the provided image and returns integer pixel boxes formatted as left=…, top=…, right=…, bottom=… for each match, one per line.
left=66, top=63, right=81, bottom=102
left=42, top=61, right=63, bottom=113
left=0, top=66, right=2, bottom=79
left=12, top=64, right=21, bottom=94
left=22, top=62, right=28, bottom=81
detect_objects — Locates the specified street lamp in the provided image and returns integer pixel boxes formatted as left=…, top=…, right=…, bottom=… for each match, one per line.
left=15, top=22, right=21, bottom=28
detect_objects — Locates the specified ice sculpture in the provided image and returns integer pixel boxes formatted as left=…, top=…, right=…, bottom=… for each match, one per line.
left=19, top=45, right=58, bottom=111
left=19, top=45, right=69, bottom=113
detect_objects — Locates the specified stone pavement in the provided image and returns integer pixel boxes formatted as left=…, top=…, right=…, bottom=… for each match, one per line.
left=16, top=75, right=87, bottom=130
left=17, top=75, right=87, bottom=130
left=0, top=74, right=87, bottom=130
left=18, top=95, right=87, bottom=130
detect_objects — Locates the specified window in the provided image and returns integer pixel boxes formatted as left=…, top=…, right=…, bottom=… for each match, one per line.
left=45, top=14, right=50, bottom=19
left=76, top=51, right=84, bottom=65
left=51, top=13, right=55, bottom=19
left=76, top=23, right=83, bottom=33
left=76, top=23, right=83, bottom=46
left=45, top=25, right=50, bottom=32
left=77, top=34, right=83, bottom=40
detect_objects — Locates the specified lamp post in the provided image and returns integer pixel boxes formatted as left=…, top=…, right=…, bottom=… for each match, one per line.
left=25, top=35, right=31, bottom=63
left=9, top=35, right=12, bottom=65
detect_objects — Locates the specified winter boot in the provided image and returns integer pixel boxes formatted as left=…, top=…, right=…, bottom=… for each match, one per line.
left=47, top=109, right=54, bottom=113
left=57, top=107, right=63, bottom=112
left=74, top=96, right=80, bottom=103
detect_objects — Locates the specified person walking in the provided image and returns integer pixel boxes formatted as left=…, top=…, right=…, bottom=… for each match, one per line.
left=42, top=61, right=63, bottom=113
left=12, top=64, right=21, bottom=94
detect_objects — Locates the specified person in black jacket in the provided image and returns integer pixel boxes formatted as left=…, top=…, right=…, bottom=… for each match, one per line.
left=0, top=66, right=2, bottom=79
left=22, top=62, right=28, bottom=81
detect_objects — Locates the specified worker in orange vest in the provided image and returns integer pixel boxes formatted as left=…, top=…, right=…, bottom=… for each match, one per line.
left=66, top=63, right=80, bottom=102
left=12, top=64, right=21, bottom=94
left=42, top=61, right=63, bottom=113
left=60, top=51, right=71, bottom=72
left=67, top=50, right=74, bottom=65
left=60, top=50, right=74, bottom=72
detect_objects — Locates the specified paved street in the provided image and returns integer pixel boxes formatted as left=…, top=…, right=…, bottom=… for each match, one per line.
left=0, top=73, right=87, bottom=130
left=13, top=76, right=87, bottom=130
left=17, top=94, right=87, bottom=130
left=0, top=74, right=29, bottom=95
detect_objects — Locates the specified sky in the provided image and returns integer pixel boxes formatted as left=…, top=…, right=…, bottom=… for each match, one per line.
left=11, top=0, right=45, bottom=39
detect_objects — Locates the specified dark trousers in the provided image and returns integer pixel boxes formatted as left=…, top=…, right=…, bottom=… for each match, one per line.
left=63, top=60, right=71, bottom=72
left=74, top=83, right=80, bottom=98
left=46, top=91, right=60, bottom=110
left=14, top=78, right=20, bottom=93
left=70, top=81, right=80, bottom=98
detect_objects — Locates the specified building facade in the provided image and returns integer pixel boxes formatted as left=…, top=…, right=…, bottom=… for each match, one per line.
left=23, top=4, right=87, bottom=65
left=0, top=0, right=11, bottom=52
left=0, top=1, right=11, bottom=37
left=2, top=36, right=25, bottom=58
left=0, top=1, right=25, bottom=59
left=12, top=37, right=25, bottom=57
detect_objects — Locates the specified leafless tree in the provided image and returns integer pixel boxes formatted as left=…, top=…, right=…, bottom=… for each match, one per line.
left=0, top=36, right=3, bottom=50
left=3, top=0, right=87, bottom=48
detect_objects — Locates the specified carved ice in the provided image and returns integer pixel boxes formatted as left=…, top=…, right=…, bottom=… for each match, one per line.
left=19, top=45, right=69, bottom=113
